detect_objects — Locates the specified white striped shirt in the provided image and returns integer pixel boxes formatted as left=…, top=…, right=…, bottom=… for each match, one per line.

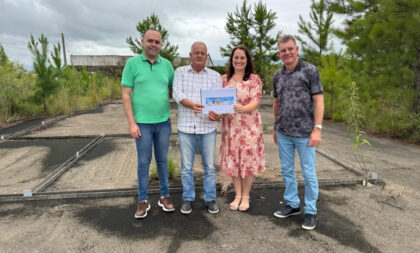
left=173, top=65, right=222, bottom=134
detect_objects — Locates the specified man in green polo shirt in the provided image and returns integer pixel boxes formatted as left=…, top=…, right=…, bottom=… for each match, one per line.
left=121, top=29, right=175, bottom=219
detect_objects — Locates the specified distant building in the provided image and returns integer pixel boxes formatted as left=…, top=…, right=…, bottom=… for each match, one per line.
left=70, top=55, right=133, bottom=75
left=70, top=53, right=214, bottom=75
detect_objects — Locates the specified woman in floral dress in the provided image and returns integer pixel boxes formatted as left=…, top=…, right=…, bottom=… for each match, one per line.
left=219, top=45, right=265, bottom=211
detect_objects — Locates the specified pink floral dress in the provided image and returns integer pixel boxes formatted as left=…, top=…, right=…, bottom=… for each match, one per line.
left=219, top=74, right=265, bottom=178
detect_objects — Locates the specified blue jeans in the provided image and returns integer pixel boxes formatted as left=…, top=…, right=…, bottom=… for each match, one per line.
left=276, top=131, right=318, bottom=214
left=135, top=120, right=171, bottom=201
left=178, top=130, right=217, bottom=202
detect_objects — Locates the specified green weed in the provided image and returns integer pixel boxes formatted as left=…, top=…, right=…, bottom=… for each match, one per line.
left=149, top=156, right=179, bottom=180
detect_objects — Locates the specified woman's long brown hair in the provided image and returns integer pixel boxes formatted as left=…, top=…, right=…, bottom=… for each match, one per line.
left=226, top=45, right=255, bottom=81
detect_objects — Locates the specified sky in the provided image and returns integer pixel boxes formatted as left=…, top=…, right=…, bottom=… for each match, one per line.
left=0, top=0, right=341, bottom=69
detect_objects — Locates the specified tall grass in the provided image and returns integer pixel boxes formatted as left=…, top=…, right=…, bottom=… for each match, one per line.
left=0, top=64, right=121, bottom=126
left=45, top=67, right=121, bottom=115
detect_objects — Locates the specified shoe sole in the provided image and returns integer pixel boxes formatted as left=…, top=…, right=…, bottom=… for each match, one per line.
left=158, top=200, right=175, bottom=212
left=180, top=208, right=192, bottom=214
left=134, top=204, right=151, bottom=219
left=302, top=223, right=316, bottom=230
left=207, top=209, right=219, bottom=214
left=273, top=210, right=301, bottom=218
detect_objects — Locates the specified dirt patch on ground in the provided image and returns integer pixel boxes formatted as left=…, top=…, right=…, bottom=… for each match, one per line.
left=1, top=184, right=419, bottom=252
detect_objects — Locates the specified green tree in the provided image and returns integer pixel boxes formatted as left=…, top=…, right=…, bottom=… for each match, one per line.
left=221, top=0, right=255, bottom=57
left=0, top=46, right=37, bottom=124
left=296, top=0, right=334, bottom=66
left=253, top=1, right=281, bottom=72
left=319, top=51, right=351, bottom=120
left=330, top=0, right=420, bottom=112
left=329, top=0, right=420, bottom=141
left=220, top=0, right=282, bottom=74
left=0, top=43, right=9, bottom=66
left=126, top=13, right=179, bottom=63
left=27, top=34, right=62, bottom=112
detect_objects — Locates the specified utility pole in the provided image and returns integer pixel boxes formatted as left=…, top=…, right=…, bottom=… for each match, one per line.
left=61, top=33, right=67, bottom=66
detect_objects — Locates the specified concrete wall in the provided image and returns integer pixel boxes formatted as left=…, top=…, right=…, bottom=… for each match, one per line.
left=70, top=55, right=134, bottom=67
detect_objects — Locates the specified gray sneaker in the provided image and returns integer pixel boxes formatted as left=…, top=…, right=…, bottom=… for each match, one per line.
left=205, top=200, right=219, bottom=214
left=302, top=214, right=317, bottom=230
left=181, top=201, right=192, bottom=214
left=273, top=205, right=301, bottom=218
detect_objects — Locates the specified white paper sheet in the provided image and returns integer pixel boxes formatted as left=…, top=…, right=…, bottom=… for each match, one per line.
left=201, top=88, right=236, bottom=114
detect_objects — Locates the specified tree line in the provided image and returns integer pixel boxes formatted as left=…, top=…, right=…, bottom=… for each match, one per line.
left=1, top=0, right=419, bottom=142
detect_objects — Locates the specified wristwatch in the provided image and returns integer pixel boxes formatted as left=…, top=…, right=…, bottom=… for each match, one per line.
left=314, top=124, right=322, bottom=130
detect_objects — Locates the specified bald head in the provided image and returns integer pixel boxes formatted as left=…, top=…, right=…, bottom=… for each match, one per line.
left=141, top=29, right=162, bottom=61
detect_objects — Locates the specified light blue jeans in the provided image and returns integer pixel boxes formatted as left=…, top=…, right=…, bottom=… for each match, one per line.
left=276, top=131, right=318, bottom=214
left=135, top=120, right=171, bottom=201
left=178, top=130, right=217, bottom=203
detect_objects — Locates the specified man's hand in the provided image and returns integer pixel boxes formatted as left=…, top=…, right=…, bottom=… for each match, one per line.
left=308, top=128, right=321, bottom=147
left=129, top=123, right=141, bottom=139
left=208, top=111, right=221, bottom=121
left=273, top=129, right=277, bottom=144
left=192, top=103, right=204, bottom=115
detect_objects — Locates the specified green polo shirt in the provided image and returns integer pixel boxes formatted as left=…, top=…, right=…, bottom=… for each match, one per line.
left=121, top=53, right=174, bottom=123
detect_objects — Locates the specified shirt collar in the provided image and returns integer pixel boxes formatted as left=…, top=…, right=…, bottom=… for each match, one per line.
left=281, top=59, right=302, bottom=74
left=187, top=64, right=208, bottom=74
left=139, top=53, right=161, bottom=64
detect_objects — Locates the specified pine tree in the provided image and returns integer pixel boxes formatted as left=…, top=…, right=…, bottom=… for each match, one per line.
left=220, top=0, right=281, bottom=74
left=126, top=13, right=179, bottom=63
left=330, top=0, right=420, bottom=113
left=27, top=34, right=62, bottom=112
left=253, top=1, right=281, bottom=72
left=296, top=0, right=334, bottom=66
left=0, top=43, right=9, bottom=66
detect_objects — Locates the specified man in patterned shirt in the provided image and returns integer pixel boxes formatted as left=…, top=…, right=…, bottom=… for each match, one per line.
left=272, top=35, right=324, bottom=230
left=173, top=41, right=222, bottom=214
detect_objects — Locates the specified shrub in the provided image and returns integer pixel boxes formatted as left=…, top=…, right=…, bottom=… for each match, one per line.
left=149, top=156, right=179, bottom=180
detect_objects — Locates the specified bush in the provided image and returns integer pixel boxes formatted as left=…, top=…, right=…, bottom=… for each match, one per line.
left=260, top=63, right=282, bottom=93
left=45, top=67, right=121, bottom=115
left=149, top=156, right=179, bottom=180
left=0, top=61, right=38, bottom=125
left=210, top=66, right=226, bottom=75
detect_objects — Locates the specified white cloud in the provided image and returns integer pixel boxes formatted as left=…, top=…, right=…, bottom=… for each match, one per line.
left=0, top=0, right=342, bottom=68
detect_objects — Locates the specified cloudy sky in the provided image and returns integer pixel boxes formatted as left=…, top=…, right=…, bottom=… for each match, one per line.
left=0, top=0, right=340, bottom=69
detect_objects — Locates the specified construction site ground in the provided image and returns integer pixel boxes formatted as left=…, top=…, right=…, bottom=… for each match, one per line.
left=0, top=96, right=419, bottom=253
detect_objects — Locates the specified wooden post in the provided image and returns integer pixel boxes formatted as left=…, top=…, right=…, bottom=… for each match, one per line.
left=61, top=33, right=67, bottom=66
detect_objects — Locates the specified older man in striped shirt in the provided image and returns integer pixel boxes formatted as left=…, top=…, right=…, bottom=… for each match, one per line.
left=173, top=41, right=222, bottom=215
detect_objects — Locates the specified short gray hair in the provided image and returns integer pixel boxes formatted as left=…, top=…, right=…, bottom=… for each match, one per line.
left=277, top=35, right=297, bottom=47
left=190, top=41, right=207, bottom=52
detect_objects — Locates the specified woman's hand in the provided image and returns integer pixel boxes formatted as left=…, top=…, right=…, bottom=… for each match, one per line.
left=234, top=104, right=246, bottom=114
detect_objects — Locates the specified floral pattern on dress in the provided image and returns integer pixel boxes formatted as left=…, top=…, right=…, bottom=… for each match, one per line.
left=219, top=74, right=265, bottom=178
